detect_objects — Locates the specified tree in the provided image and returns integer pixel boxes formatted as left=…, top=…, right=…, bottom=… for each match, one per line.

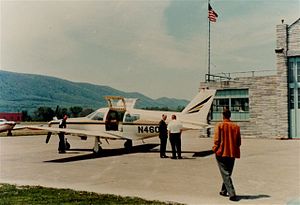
left=55, top=107, right=69, bottom=119
left=80, top=108, right=94, bottom=117
left=33, top=107, right=55, bottom=121
left=69, top=106, right=83, bottom=117
left=176, top=106, right=185, bottom=112
left=21, top=110, right=32, bottom=121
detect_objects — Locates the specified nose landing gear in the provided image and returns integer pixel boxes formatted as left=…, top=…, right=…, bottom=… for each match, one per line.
left=124, top=139, right=132, bottom=152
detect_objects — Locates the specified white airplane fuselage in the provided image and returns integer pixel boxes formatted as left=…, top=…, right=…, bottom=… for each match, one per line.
left=48, top=89, right=215, bottom=142
left=36, top=89, right=216, bottom=152
left=49, top=108, right=180, bottom=141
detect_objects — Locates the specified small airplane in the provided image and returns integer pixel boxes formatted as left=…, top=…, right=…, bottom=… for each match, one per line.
left=0, top=118, right=17, bottom=136
left=26, top=89, right=216, bottom=154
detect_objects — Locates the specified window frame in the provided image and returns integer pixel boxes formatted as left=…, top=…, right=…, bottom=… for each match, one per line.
left=211, top=88, right=250, bottom=122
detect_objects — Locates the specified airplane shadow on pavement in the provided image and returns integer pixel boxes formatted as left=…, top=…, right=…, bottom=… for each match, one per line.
left=192, top=150, right=214, bottom=157
left=45, top=143, right=160, bottom=163
left=44, top=144, right=214, bottom=163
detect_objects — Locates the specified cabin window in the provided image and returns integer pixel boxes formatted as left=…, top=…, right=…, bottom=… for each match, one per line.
left=124, top=114, right=140, bottom=122
left=92, top=112, right=105, bottom=121
left=87, top=111, right=105, bottom=121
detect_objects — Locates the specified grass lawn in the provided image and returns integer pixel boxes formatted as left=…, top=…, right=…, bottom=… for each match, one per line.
left=0, top=184, right=181, bottom=205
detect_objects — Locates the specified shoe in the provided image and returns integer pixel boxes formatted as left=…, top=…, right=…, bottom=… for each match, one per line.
left=219, top=191, right=228, bottom=197
left=229, top=195, right=238, bottom=201
left=178, top=156, right=183, bottom=159
left=171, top=157, right=177, bottom=159
left=59, top=150, right=66, bottom=154
left=160, top=155, right=168, bottom=158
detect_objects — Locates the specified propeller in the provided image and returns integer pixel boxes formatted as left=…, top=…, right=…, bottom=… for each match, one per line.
left=46, top=132, right=52, bottom=143
left=45, top=105, right=59, bottom=143
left=53, top=105, right=59, bottom=120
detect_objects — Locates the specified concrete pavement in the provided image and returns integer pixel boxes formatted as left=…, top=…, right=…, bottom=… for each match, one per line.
left=0, top=130, right=299, bottom=205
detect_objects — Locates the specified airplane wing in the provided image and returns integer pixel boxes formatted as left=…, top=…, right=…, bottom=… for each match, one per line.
left=13, top=125, right=27, bottom=130
left=25, top=125, right=128, bottom=140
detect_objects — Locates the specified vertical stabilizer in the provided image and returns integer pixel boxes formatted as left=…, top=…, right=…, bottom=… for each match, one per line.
left=181, top=89, right=216, bottom=127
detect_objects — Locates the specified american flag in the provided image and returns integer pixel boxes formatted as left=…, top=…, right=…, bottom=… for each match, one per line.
left=208, top=3, right=218, bottom=22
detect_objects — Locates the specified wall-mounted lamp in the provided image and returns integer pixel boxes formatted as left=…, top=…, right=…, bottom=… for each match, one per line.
left=275, top=48, right=284, bottom=53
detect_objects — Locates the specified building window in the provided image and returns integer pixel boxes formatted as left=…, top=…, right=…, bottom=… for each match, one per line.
left=213, top=99, right=229, bottom=112
left=212, top=89, right=249, bottom=121
left=289, top=88, right=294, bottom=110
left=298, top=88, right=300, bottom=109
left=297, top=62, right=300, bottom=82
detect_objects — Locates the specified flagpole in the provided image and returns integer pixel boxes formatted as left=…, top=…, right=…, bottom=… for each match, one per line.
left=208, top=0, right=211, bottom=82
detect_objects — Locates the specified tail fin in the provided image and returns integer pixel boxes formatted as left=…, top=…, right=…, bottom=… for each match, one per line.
left=181, top=89, right=216, bottom=128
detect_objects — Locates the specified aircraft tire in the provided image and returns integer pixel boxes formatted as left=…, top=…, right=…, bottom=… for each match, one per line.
left=65, top=141, right=71, bottom=150
left=7, top=130, right=12, bottom=136
left=93, top=145, right=102, bottom=155
left=124, top=140, right=132, bottom=152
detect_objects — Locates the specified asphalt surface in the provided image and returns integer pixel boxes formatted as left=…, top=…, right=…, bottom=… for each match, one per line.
left=0, top=130, right=299, bottom=205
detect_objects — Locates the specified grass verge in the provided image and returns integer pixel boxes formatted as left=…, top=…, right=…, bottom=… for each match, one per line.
left=0, top=184, right=181, bottom=205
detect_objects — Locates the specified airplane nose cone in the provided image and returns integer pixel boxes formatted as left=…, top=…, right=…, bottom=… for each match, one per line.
left=6, top=121, right=16, bottom=126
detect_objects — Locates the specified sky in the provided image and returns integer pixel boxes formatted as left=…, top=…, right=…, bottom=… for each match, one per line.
left=1, top=0, right=299, bottom=100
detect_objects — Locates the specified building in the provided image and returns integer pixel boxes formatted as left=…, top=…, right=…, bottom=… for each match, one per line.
left=0, top=112, right=23, bottom=122
left=200, top=18, right=300, bottom=139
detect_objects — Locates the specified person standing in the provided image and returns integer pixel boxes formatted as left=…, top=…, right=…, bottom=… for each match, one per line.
left=212, top=109, right=241, bottom=201
left=159, top=114, right=168, bottom=158
left=167, top=114, right=183, bottom=159
left=58, top=115, right=68, bottom=153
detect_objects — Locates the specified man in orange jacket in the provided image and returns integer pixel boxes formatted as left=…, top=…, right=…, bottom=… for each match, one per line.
left=212, top=109, right=241, bottom=201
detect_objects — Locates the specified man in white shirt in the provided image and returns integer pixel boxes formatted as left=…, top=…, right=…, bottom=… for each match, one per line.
left=167, top=114, right=183, bottom=159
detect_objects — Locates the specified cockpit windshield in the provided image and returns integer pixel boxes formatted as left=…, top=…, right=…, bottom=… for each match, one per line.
left=87, top=111, right=105, bottom=121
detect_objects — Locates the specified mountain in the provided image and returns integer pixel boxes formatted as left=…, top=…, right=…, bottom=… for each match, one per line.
left=0, top=70, right=188, bottom=113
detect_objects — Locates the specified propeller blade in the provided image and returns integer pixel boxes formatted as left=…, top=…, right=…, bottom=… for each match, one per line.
left=53, top=105, right=59, bottom=120
left=46, top=132, right=52, bottom=143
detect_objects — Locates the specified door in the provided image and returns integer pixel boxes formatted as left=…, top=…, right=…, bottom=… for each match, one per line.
left=288, top=57, right=300, bottom=138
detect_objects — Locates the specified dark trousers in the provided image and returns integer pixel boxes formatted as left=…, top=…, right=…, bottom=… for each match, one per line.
left=216, top=155, right=236, bottom=197
left=160, top=137, right=167, bottom=157
left=58, top=132, right=65, bottom=152
left=169, top=133, right=181, bottom=158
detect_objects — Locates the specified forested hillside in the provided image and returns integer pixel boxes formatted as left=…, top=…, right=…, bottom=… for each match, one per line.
left=0, top=70, right=188, bottom=113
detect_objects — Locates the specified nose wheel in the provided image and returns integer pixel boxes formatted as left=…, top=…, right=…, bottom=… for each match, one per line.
left=7, top=130, right=12, bottom=136
left=124, top=140, right=132, bottom=151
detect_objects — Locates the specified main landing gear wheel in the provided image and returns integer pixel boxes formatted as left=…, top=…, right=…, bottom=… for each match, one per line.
left=7, top=130, right=12, bottom=136
left=65, top=139, right=71, bottom=150
left=93, top=144, right=103, bottom=155
left=93, top=136, right=102, bottom=155
left=124, top=140, right=132, bottom=152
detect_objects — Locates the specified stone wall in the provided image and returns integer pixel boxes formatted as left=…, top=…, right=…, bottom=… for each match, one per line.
left=288, top=19, right=300, bottom=56
left=199, top=19, right=299, bottom=139
left=275, top=23, right=289, bottom=138
left=200, top=75, right=281, bottom=138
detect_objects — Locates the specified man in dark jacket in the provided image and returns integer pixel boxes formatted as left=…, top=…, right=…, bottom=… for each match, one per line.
left=158, top=114, right=168, bottom=158
left=58, top=115, right=68, bottom=153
